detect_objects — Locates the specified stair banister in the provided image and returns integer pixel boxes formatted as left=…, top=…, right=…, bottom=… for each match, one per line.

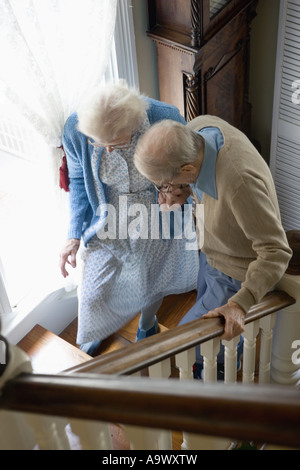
left=1, top=372, right=300, bottom=448
left=63, top=290, right=295, bottom=377
left=0, top=289, right=297, bottom=450
left=0, top=231, right=299, bottom=450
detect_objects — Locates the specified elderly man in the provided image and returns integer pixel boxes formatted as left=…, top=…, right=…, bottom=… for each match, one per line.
left=134, top=115, right=292, bottom=378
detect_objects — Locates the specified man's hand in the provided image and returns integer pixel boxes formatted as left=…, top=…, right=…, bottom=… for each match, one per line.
left=158, top=185, right=192, bottom=212
left=59, top=239, right=80, bottom=278
left=202, top=301, right=246, bottom=341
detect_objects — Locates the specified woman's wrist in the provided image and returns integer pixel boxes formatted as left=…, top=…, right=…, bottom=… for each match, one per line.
left=69, top=238, right=80, bottom=245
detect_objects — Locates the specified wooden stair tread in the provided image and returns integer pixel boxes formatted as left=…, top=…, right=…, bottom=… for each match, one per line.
left=18, top=324, right=91, bottom=374
left=59, top=313, right=170, bottom=357
left=16, top=292, right=196, bottom=371
left=81, top=317, right=168, bottom=357
left=157, top=291, right=197, bottom=328
left=116, top=314, right=168, bottom=343
left=59, top=318, right=133, bottom=356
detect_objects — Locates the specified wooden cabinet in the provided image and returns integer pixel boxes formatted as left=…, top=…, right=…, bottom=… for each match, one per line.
left=146, top=0, right=258, bottom=137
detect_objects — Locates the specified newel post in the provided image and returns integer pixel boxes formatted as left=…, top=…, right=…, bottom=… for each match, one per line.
left=271, top=231, right=300, bottom=387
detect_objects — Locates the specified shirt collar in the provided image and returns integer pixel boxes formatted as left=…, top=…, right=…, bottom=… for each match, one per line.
left=191, top=129, right=220, bottom=200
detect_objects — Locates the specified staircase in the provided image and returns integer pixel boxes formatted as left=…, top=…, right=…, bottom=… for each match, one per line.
left=18, top=292, right=196, bottom=372
left=2, top=286, right=297, bottom=450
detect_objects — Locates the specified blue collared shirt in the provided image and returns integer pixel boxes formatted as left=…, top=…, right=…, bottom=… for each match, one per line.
left=190, top=127, right=224, bottom=201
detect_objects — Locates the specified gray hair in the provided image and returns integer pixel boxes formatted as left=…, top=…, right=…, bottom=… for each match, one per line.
left=77, top=80, right=149, bottom=143
left=134, top=120, right=204, bottom=183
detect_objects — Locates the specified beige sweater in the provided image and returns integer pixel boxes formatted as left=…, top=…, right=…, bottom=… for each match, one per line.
left=188, top=115, right=292, bottom=313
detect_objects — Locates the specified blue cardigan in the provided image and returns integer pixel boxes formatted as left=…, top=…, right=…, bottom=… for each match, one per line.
left=62, top=98, right=186, bottom=245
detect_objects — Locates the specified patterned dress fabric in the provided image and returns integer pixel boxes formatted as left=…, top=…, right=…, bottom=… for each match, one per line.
left=77, top=117, right=199, bottom=344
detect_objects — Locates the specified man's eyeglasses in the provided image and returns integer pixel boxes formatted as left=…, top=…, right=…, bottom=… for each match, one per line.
left=152, top=182, right=190, bottom=194
left=88, top=137, right=132, bottom=150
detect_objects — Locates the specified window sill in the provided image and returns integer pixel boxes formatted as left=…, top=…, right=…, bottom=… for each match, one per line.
left=2, top=287, right=78, bottom=345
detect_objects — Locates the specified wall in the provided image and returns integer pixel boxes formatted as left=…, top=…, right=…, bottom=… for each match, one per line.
left=249, top=0, right=280, bottom=163
left=132, top=0, right=159, bottom=99
left=132, top=0, right=280, bottom=163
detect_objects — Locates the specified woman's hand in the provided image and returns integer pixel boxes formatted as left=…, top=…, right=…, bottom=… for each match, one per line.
left=158, top=185, right=192, bottom=212
left=59, top=239, right=80, bottom=278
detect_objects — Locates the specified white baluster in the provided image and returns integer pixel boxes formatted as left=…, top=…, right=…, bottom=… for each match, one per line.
left=148, top=358, right=171, bottom=379
left=198, top=335, right=239, bottom=449
left=148, top=359, right=172, bottom=450
left=175, top=348, right=195, bottom=380
left=0, top=411, right=36, bottom=450
left=243, top=320, right=260, bottom=384
left=131, top=371, right=142, bottom=377
left=125, top=425, right=158, bottom=450
left=175, top=348, right=196, bottom=451
left=25, top=415, right=70, bottom=450
left=0, top=345, right=35, bottom=449
left=271, top=274, right=300, bottom=386
left=177, top=341, right=229, bottom=451
left=259, top=313, right=276, bottom=384
left=222, top=336, right=240, bottom=384
left=200, top=338, right=220, bottom=383
left=70, top=419, right=113, bottom=450
left=180, top=432, right=230, bottom=450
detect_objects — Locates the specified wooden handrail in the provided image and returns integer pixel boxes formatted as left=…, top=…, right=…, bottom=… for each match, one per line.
left=65, top=290, right=295, bottom=376
left=1, top=372, right=300, bottom=448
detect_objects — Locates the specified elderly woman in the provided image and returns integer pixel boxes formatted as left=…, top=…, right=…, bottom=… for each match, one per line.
left=59, top=82, right=199, bottom=355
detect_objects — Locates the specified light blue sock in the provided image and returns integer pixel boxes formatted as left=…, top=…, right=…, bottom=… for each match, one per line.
left=139, top=299, right=163, bottom=330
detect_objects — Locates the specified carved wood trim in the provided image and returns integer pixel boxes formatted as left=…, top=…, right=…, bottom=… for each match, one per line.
left=183, top=71, right=200, bottom=121
left=147, top=0, right=258, bottom=134
left=147, top=28, right=196, bottom=54
left=190, top=0, right=203, bottom=47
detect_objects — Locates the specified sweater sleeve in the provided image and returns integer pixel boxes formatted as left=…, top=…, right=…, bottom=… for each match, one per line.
left=147, top=99, right=186, bottom=125
left=228, top=176, right=292, bottom=313
left=62, top=114, right=90, bottom=240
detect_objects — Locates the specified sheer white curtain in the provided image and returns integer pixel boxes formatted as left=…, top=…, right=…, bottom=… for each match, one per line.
left=0, top=0, right=117, bottom=306
left=0, top=0, right=117, bottom=176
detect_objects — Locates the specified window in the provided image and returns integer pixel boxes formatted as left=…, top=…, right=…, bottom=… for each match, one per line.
left=0, top=0, right=139, bottom=318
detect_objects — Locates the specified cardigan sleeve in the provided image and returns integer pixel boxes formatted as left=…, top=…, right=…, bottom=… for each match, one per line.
left=146, top=99, right=186, bottom=125
left=62, top=114, right=91, bottom=240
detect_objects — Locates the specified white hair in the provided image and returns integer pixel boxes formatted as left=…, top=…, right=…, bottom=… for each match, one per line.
left=134, top=120, right=204, bottom=183
left=77, top=80, right=149, bottom=142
